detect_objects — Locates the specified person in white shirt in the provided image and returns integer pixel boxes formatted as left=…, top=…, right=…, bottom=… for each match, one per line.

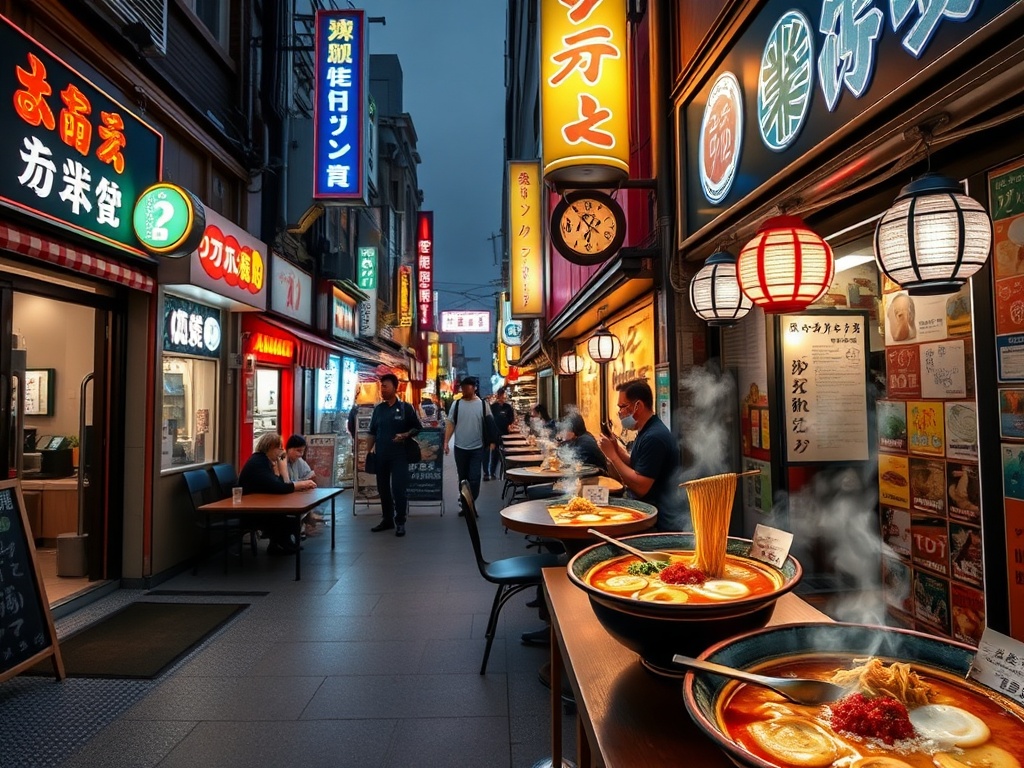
left=443, top=377, right=496, bottom=501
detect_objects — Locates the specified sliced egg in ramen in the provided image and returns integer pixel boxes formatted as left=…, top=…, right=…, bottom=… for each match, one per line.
left=692, top=579, right=751, bottom=600
left=747, top=717, right=839, bottom=767
left=575, top=514, right=603, bottom=523
left=635, top=586, right=689, bottom=603
left=909, top=704, right=990, bottom=748
left=598, top=575, right=648, bottom=593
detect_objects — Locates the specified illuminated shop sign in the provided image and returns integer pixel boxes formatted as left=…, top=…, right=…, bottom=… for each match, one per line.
left=398, top=265, right=413, bottom=327
left=440, top=310, right=491, bottom=334
left=270, top=253, right=312, bottom=324
left=0, top=15, right=162, bottom=255
left=191, top=207, right=268, bottom=308
left=539, top=0, right=628, bottom=184
left=357, top=246, right=377, bottom=337
left=163, top=295, right=221, bottom=358
left=417, top=212, right=434, bottom=331
left=507, top=161, right=543, bottom=318
left=313, top=9, right=366, bottom=202
left=682, top=0, right=1004, bottom=231
left=500, top=296, right=523, bottom=345
left=357, top=246, right=376, bottom=290
left=251, top=332, right=294, bottom=363
left=332, top=286, right=357, bottom=340
left=134, top=183, right=206, bottom=257
left=317, top=354, right=340, bottom=412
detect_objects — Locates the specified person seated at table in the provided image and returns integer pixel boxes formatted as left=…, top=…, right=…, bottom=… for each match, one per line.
left=530, top=403, right=557, bottom=438
left=558, top=411, right=607, bottom=472
left=281, top=434, right=323, bottom=536
left=239, top=432, right=316, bottom=555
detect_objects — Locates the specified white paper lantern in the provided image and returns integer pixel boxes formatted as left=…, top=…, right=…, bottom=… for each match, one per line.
left=559, top=352, right=583, bottom=376
left=586, top=325, right=621, bottom=364
left=689, top=251, right=752, bottom=326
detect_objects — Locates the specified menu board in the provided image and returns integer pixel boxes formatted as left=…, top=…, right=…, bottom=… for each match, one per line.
left=780, top=314, right=869, bottom=462
left=407, top=428, right=444, bottom=501
left=0, top=480, right=63, bottom=682
left=303, top=434, right=338, bottom=488
left=354, top=404, right=378, bottom=500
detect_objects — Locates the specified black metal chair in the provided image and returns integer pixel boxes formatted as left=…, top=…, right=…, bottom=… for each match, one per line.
left=499, top=449, right=528, bottom=506
left=458, top=480, right=564, bottom=674
left=182, top=468, right=248, bottom=573
left=210, top=463, right=258, bottom=556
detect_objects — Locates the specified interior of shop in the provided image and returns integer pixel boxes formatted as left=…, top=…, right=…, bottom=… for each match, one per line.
left=14, top=293, right=96, bottom=605
left=252, top=367, right=280, bottom=449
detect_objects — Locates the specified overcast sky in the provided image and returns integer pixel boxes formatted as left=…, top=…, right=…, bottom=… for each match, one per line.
left=359, top=0, right=507, bottom=391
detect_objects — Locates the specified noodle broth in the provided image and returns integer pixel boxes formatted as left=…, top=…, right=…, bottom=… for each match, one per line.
left=583, top=552, right=782, bottom=604
left=716, top=657, right=1024, bottom=768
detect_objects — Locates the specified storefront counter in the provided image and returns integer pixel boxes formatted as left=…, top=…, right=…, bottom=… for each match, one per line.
left=21, top=477, right=79, bottom=545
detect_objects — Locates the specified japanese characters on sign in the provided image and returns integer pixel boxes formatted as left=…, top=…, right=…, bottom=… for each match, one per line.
left=250, top=332, right=293, bottom=363
left=507, top=161, right=543, bottom=318
left=313, top=10, right=366, bottom=201
left=780, top=313, right=869, bottom=462
left=269, top=254, right=312, bottom=324
left=1, top=16, right=162, bottom=256
left=189, top=207, right=268, bottom=310
left=356, top=246, right=378, bottom=337
left=540, top=0, right=628, bottom=183
left=417, top=212, right=434, bottom=331
left=332, top=286, right=358, bottom=340
left=681, top=0, right=1002, bottom=231
left=397, top=265, right=413, bottom=327
left=440, top=311, right=492, bottom=334
left=162, top=295, right=221, bottom=358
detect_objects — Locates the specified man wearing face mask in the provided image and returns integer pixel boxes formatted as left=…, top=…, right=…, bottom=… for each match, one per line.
left=597, top=379, right=682, bottom=531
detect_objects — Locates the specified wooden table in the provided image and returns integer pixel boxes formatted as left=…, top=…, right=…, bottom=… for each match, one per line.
left=198, top=487, right=345, bottom=580
left=501, top=498, right=656, bottom=552
left=505, top=453, right=546, bottom=465
left=504, top=464, right=601, bottom=483
left=543, top=569, right=830, bottom=767
left=502, top=445, right=538, bottom=454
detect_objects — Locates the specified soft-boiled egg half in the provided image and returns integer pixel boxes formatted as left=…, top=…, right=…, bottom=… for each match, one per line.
left=690, top=579, right=752, bottom=600
left=908, top=704, right=990, bottom=748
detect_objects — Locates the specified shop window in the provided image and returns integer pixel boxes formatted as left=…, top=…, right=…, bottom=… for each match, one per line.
left=162, top=356, right=218, bottom=470
left=186, top=0, right=230, bottom=49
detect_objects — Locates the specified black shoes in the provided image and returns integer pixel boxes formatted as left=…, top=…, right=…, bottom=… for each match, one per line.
left=520, top=627, right=550, bottom=647
left=395, top=523, right=406, bottom=537
left=371, top=520, right=395, bottom=532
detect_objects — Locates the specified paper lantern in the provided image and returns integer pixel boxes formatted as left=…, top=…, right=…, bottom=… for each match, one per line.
left=689, top=251, right=752, bottom=326
left=738, top=215, right=834, bottom=313
left=559, top=352, right=583, bottom=376
left=586, top=324, right=621, bottom=364
left=874, top=174, right=992, bottom=295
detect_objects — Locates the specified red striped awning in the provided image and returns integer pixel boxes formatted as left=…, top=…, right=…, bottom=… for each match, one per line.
left=0, top=222, right=155, bottom=293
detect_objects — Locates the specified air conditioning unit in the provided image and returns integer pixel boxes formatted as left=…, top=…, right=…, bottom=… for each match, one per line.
left=94, top=0, right=168, bottom=56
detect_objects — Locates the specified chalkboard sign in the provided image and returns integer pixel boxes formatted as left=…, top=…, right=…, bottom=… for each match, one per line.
left=407, top=428, right=444, bottom=501
left=0, top=479, right=64, bottom=682
left=304, top=434, right=338, bottom=488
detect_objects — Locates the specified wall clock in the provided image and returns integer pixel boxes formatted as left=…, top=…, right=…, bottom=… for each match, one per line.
left=550, top=190, right=627, bottom=266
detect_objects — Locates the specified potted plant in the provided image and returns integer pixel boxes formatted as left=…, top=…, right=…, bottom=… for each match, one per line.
left=66, top=434, right=80, bottom=469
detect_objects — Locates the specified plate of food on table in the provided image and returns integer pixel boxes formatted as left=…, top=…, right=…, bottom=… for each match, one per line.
left=546, top=495, right=654, bottom=526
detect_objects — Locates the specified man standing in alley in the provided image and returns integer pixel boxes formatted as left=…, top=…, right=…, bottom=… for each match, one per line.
left=444, top=376, right=497, bottom=503
left=366, top=373, right=422, bottom=538
left=597, top=379, right=682, bottom=531
left=485, top=386, right=515, bottom=480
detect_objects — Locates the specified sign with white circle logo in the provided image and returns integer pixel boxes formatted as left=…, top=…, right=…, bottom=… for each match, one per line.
left=163, top=295, right=221, bottom=358
left=698, top=72, right=744, bottom=204
left=758, top=11, right=814, bottom=152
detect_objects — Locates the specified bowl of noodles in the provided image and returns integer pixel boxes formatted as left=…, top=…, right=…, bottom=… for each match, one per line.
left=683, top=622, right=1024, bottom=768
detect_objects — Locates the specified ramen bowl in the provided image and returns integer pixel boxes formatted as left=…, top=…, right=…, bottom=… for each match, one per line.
left=683, top=622, right=1024, bottom=768
left=567, top=533, right=802, bottom=675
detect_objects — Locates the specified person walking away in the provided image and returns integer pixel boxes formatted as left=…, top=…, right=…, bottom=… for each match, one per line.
left=444, top=376, right=497, bottom=504
left=366, top=374, right=422, bottom=537
left=597, top=379, right=682, bottom=531
left=486, top=386, right=515, bottom=480
left=239, top=432, right=317, bottom=555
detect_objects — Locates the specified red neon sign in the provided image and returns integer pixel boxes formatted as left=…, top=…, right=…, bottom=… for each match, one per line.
left=251, top=332, right=293, bottom=362
left=417, top=211, right=434, bottom=331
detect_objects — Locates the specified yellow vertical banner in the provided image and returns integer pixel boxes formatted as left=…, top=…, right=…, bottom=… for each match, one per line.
left=508, top=161, right=544, bottom=318
left=540, top=0, right=629, bottom=184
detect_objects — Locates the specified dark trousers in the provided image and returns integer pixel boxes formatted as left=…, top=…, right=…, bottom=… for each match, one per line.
left=454, top=446, right=485, bottom=500
left=375, top=456, right=409, bottom=524
left=487, top=445, right=502, bottom=477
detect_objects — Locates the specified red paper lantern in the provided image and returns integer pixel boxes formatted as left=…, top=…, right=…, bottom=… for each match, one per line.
left=737, top=215, right=835, bottom=313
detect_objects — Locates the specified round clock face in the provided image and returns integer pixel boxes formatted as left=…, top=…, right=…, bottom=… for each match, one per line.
left=560, top=198, right=618, bottom=256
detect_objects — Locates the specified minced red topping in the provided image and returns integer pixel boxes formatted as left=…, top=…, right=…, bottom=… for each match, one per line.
left=658, top=563, right=706, bottom=585
left=829, top=693, right=915, bottom=744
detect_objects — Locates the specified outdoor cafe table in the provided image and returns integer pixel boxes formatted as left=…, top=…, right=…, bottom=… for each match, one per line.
left=198, top=487, right=345, bottom=580
left=504, top=464, right=601, bottom=484
left=553, top=475, right=624, bottom=496
left=502, top=445, right=539, bottom=454
left=542, top=568, right=830, bottom=767
left=500, top=497, right=656, bottom=555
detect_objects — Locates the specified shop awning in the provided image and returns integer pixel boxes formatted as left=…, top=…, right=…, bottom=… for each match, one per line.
left=0, top=222, right=155, bottom=293
left=260, top=316, right=332, bottom=370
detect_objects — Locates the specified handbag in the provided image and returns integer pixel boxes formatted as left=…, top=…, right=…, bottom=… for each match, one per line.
left=404, top=437, right=422, bottom=463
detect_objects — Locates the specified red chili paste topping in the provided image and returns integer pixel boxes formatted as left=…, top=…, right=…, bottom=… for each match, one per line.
left=829, top=693, right=915, bottom=744
left=658, top=563, right=706, bottom=585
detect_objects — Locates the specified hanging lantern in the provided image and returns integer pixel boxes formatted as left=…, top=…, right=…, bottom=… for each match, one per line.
left=506, top=345, right=521, bottom=365
left=737, top=215, right=834, bottom=313
left=689, top=251, right=752, bottom=326
left=587, top=324, right=621, bottom=364
left=874, top=174, right=992, bottom=295
left=559, top=351, right=583, bottom=376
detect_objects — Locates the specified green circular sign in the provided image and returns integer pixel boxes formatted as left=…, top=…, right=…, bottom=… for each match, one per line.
left=133, top=183, right=206, bottom=257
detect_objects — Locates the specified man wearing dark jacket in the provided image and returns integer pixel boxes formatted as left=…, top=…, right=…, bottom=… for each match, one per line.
left=366, top=373, right=422, bottom=538
left=486, top=386, right=515, bottom=480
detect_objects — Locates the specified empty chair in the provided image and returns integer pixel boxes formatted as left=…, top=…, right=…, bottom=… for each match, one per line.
left=458, top=480, right=564, bottom=674
left=211, top=462, right=258, bottom=555
left=499, top=449, right=528, bottom=506
left=182, top=468, right=247, bottom=573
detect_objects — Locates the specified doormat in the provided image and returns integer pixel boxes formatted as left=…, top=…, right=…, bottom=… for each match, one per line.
left=29, top=601, right=248, bottom=679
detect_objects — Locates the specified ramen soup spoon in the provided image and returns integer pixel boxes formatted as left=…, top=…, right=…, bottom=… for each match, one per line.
left=586, top=529, right=672, bottom=565
left=672, top=655, right=849, bottom=706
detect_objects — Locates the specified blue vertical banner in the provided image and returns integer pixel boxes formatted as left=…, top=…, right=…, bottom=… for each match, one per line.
left=313, top=10, right=366, bottom=201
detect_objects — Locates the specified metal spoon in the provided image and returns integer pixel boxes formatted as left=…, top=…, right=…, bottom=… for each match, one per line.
left=672, top=655, right=849, bottom=706
left=586, top=529, right=673, bottom=565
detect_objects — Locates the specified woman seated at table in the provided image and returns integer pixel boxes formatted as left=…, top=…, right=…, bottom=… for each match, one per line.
left=530, top=403, right=557, bottom=438
left=558, top=411, right=607, bottom=472
left=239, top=432, right=316, bottom=555
left=281, top=434, right=324, bottom=537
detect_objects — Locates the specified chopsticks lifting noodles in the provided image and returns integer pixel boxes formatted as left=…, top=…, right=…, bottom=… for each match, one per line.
left=678, top=470, right=760, bottom=578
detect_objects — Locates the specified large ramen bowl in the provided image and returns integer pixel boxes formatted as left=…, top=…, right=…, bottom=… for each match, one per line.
left=683, top=622, right=1024, bottom=768
left=567, top=533, right=802, bottom=675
